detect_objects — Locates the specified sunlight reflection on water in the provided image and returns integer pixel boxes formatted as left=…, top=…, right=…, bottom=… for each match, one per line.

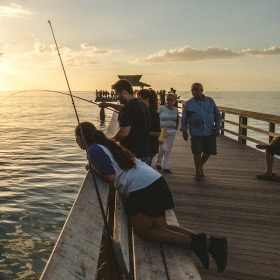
left=0, top=91, right=110, bottom=279
left=0, top=90, right=279, bottom=279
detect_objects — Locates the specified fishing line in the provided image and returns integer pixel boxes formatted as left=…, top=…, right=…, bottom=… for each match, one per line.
left=48, top=20, right=122, bottom=279
left=0, top=89, right=119, bottom=116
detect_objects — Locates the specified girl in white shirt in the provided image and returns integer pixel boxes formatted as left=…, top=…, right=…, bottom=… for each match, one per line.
left=75, top=121, right=228, bottom=273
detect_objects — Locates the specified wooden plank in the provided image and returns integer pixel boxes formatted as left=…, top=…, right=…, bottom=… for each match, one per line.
left=219, top=106, right=280, bottom=124
left=132, top=231, right=168, bottom=280
left=40, top=172, right=109, bottom=280
left=239, top=123, right=280, bottom=138
left=132, top=209, right=201, bottom=280
left=40, top=113, right=119, bottom=280
left=160, top=133, right=280, bottom=280
left=222, top=119, right=239, bottom=126
left=162, top=210, right=202, bottom=280
left=113, top=191, right=130, bottom=275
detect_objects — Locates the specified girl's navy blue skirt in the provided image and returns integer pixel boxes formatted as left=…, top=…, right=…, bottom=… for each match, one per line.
left=126, top=176, right=174, bottom=217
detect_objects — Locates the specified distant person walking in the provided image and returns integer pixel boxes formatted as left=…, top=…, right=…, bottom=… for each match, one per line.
left=156, top=93, right=179, bottom=173
left=256, top=136, right=280, bottom=180
left=137, top=89, right=161, bottom=165
left=158, top=90, right=166, bottom=105
left=99, top=79, right=151, bottom=163
left=181, top=83, right=222, bottom=181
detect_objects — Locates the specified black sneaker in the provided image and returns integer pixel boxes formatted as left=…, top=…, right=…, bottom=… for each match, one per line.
left=209, top=236, right=228, bottom=272
left=190, top=233, right=209, bottom=269
left=163, top=169, right=172, bottom=174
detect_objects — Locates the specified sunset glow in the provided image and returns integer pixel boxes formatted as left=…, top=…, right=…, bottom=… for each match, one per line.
left=1, top=1, right=280, bottom=91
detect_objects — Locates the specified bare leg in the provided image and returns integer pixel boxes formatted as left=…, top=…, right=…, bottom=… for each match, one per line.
left=167, top=224, right=195, bottom=235
left=193, top=154, right=202, bottom=174
left=201, top=153, right=210, bottom=167
left=143, top=226, right=192, bottom=247
left=130, top=213, right=192, bottom=247
left=201, top=153, right=210, bottom=175
left=265, top=150, right=274, bottom=175
left=131, top=213, right=219, bottom=270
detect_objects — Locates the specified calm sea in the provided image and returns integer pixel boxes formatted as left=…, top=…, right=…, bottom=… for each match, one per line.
left=0, top=90, right=279, bottom=279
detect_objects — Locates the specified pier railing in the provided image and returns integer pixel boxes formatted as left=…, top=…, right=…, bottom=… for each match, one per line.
left=177, top=100, right=280, bottom=146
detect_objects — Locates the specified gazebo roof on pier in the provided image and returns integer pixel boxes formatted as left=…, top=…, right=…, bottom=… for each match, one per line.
left=118, top=75, right=151, bottom=88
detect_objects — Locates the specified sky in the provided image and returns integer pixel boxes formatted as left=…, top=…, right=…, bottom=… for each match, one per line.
left=0, top=0, right=280, bottom=92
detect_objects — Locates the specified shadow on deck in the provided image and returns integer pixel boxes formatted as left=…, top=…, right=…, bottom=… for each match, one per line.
left=155, top=134, right=280, bottom=280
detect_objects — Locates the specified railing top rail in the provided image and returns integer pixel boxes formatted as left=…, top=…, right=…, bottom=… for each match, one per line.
left=218, top=106, right=280, bottom=124
left=177, top=99, right=280, bottom=124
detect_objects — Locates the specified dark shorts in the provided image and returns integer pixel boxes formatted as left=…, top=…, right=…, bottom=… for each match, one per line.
left=267, top=137, right=280, bottom=155
left=126, top=177, right=174, bottom=217
left=191, top=135, right=217, bottom=155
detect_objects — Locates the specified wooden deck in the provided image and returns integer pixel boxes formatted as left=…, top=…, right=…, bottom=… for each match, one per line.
left=156, top=134, right=280, bottom=280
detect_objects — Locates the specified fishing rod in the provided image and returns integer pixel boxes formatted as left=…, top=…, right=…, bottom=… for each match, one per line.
left=48, top=20, right=122, bottom=279
left=46, top=90, right=119, bottom=114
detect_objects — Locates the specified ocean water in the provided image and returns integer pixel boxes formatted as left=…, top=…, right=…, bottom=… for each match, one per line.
left=0, top=90, right=279, bottom=279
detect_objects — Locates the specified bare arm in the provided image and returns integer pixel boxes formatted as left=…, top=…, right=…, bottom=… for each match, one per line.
left=87, top=162, right=116, bottom=185
left=99, top=102, right=123, bottom=112
left=150, top=131, right=160, bottom=137
left=112, top=126, right=131, bottom=142
left=175, top=114, right=179, bottom=130
left=182, top=131, right=188, bottom=141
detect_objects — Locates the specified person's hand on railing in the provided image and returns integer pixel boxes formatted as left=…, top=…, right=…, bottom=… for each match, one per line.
left=182, top=131, right=188, bottom=141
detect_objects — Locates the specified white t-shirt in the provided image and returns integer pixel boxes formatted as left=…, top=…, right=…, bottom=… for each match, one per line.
left=158, top=105, right=178, bottom=130
left=90, top=144, right=161, bottom=198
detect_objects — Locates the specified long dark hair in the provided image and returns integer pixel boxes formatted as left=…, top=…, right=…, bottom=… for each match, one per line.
left=75, top=122, right=136, bottom=170
left=137, top=89, right=159, bottom=110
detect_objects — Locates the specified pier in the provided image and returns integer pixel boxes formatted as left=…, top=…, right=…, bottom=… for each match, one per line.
left=161, top=132, right=280, bottom=280
left=40, top=105, right=280, bottom=280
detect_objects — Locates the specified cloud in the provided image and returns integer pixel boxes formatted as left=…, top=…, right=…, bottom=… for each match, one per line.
left=135, top=46, right=280, bottom=64
left=66, top=58, right=98, bottom=68
left=9, top=41, right=118, bottom=68
left=45, top=42, right=117, bottom=57
left=80, top=43, right=115, bottom=55
left=0, top=3, right=31, bottom=17
left=34, top=42, right=47, bottom=54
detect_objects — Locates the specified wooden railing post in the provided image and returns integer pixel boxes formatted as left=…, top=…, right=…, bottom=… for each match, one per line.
left=221, top=112, right=225, bottom=135
left=238, top=116, right=247, bottom=144
left=269, top=122, right=275, bottom=143
left=100, top=107, right=105, bottom=127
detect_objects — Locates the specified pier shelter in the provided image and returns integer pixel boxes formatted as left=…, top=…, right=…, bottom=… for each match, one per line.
left=117, top=75, right=151, bottom=88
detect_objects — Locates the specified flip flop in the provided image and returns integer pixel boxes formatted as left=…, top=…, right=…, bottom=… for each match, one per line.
left=256, top=173, right=276, bottom=180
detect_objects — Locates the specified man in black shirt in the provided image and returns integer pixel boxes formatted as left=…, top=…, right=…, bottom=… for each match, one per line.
left=99, top=79, right=151, bottom=163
